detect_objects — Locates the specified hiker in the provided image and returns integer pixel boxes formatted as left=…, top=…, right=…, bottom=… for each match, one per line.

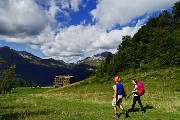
left=112, top=76, right=127, bottom=118
left=129, top=79, right=145, bottom=113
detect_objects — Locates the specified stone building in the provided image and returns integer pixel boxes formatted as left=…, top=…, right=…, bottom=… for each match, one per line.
left=53, top=76, right=75, bottom=88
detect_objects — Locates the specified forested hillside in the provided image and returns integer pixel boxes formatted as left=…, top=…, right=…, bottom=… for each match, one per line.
left=96, top=2, right=180, bottom=77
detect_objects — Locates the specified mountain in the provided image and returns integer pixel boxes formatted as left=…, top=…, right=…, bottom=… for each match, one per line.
left=0, top=46, right=96, bottom=86
left=94, top=51, right=114, bottom=58
left=77, top=52, right=114, bottom=66
left=16, top=51, right=68, bottom=67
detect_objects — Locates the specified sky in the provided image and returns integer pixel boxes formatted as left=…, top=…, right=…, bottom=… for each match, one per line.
left=0, top=0, right=179, bottom=63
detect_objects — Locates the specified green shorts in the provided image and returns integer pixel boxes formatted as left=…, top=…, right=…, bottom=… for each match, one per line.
left=112, top=95, right=123, bottom=107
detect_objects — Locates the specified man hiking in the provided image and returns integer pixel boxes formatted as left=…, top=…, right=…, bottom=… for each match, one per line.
left=112, top=76, right=127, bottom=118
left=129, top=79, right=145, bottom=113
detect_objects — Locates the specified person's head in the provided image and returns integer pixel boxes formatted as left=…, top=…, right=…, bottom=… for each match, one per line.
left=132, top=79, right=137, bottom=84
left=114, top=76, right=121, bottom=83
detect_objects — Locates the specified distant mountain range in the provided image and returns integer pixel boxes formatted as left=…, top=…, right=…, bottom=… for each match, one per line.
left=77, top=52, right=114, bottom=66
left=0, top=46, right=112, bottom=86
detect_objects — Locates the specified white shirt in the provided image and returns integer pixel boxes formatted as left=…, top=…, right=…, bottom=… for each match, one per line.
left=133, top=84, right=138, bottom=96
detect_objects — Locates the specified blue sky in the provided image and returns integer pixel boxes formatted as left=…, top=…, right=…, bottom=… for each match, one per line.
left=0, top=0, right=179, bottom=63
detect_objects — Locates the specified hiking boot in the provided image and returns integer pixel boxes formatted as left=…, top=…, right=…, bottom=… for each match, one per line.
left=125, top=113, right=130, bottom=118
left=122, top=110, right=130, bottom=118
left=113, top=114, right=119, bottom=118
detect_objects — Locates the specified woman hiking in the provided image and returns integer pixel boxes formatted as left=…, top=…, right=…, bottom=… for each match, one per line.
left=112, top=76, right=127, bottom=118
left=129, top=79, right=145, bottom=113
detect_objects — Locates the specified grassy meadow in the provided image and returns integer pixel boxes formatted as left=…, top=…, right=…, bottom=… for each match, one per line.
left=0, top=67, right=180, bottom=120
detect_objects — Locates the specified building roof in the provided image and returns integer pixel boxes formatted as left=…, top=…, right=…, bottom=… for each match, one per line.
left=55, top=76, right=75, bottom=78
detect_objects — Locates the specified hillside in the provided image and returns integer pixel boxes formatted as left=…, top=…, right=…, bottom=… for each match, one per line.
left=77, top=52, right=114, bottom=66
left=0, top=46, right=96, bottom=85
left=0, top=67, right=179, bottom=119
left=95, top=2, right=180, bottom=77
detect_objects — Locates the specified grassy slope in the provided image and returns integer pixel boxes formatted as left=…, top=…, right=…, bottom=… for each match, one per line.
left=0, top=67, right=180, bottom=120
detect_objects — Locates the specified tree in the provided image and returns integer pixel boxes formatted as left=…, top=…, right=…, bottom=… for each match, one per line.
left=95, top=1, right=179, bottom=77
left=95, top=60, right=106, bottom=77
left=118, top=35, right=131, bottom=50
left=95, top=52, right=114, bottom=77
left=0, top=58, right=2, bottom=65
left=172, top=1, right=180, bottom=23
left=0, top=58, right=16, bottom=94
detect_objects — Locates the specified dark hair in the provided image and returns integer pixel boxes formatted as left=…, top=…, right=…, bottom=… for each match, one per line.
left=132, top=79, right=137, bottom=83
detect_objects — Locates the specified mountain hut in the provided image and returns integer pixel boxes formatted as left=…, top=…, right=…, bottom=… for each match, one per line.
left=53, top=76, right=75, bottom=88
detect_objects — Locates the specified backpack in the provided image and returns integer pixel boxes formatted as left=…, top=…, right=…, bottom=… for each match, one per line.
left=122, top=89, right=127, bottom=98
left=137, top=82, right=145, bottom=96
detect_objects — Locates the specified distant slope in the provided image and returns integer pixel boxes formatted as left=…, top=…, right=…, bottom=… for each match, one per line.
left=17, top=50, right=68, bottom=67
left=77, top=52, right=114, bottom=66
left=0, top=46, right=96, bottom=85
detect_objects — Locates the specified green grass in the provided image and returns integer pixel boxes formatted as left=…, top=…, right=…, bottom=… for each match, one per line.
left=12, top=88, right=53, bottom=94
left=0, top=67, right=180, bottom=120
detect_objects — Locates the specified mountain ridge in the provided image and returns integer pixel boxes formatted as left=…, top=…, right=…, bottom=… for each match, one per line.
left=0, top=46, right=110, bottom=86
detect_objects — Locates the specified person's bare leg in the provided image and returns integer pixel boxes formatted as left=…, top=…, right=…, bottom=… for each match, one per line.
left=113, top=106, right=119, bottom=118
left=120, top=104, right=124, bottom=110
left=114, top=106, right=117, bottom=114
left=120, top=104, right=127, bottom=115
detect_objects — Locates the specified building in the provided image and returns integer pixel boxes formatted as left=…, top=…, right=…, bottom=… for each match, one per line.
left=53, top=76, right=75, bottom=88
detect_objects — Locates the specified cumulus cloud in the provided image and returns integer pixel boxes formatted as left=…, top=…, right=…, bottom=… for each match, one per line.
left=40, top=19, right=144, bottom=62
left=91, top=0, right=179, bottom=29
left=59, top=0, right=82, bottom=12
left=40, top=25, right=101, bottom=60
left=0, top=0, right=82, bottom=44
left=70, top=0, right=82, bottom=12
left=0, top=0, right=47, bottom=38
left=0, top=25, right=55, bottom=46
left=0, top=0, right=83, bottom=41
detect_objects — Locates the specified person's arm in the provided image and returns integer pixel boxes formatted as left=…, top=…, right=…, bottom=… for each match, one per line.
left=132, top=84, right=138, bottom=93
left=132, top=90, right=138, bottom=93
left=114, top=85, right=117, bottom=98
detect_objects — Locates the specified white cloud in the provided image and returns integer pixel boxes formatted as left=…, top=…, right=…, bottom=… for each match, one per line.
left=29, top=45, right=39, bottom=50
left=92, top=26, right=139, bottom=49
left=0, top=25, right=55, bottom=46
left=70, top=0, right=82, bottom=12
left=40, top=25, right=101, bottom=60
left=91, top=0, right=179, bottom=29
left=0, top=0, right=47, bottom=37
left=48, top=0, right=70, bottom=21
left=58, top=0, right=82, bottom=12
left=48, top=0, right=61, bottom=19
left=40, top=20, right=144, bottom=62
left=0, top=0, right=83, bottom=40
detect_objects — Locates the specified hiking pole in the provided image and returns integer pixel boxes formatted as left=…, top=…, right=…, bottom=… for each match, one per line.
left=126, top=94, right=131, bottom=99
left=126, top=93, right=133, bottom=99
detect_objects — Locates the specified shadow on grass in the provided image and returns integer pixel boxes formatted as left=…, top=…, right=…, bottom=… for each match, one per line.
left=175, top=88, right=180, bottom=92
left=0, top=106, right=16, bottom=110
left=144, top=105, right=153, bottom=112
left=0, top=110, right=53, bottom=120
left=0, top=113, right=19, bottom=120
left=11, top=91, right=17, bottom=93
left=0, top=104, right=34, bottom=110
left=128, top=108, right=140, bottom=112
left=118, top=112, right=130, bottom=118
left=127, top=105, right=153, bottom=113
